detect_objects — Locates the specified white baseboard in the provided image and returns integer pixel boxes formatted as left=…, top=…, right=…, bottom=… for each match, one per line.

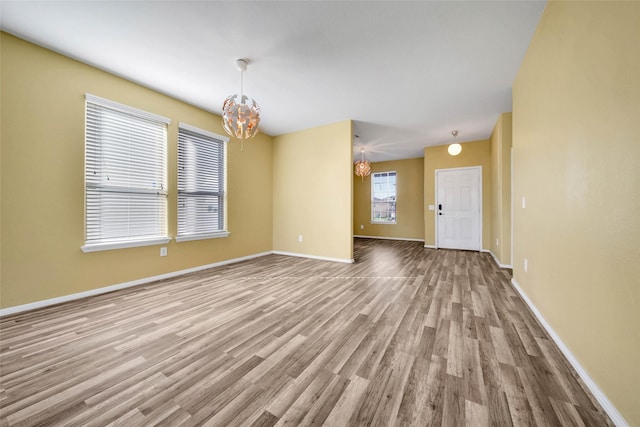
left=481, top=249, right=513, bottom=269
left=510, top=278, right=628, bottom=427
left=272, top=250, right=354, bottom=264
left=0, top=251, right=273, bottom=317
left=355, top=235, right=425, bottom=242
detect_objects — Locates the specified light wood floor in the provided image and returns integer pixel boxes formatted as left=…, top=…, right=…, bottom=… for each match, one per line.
left=0, top=239, right=612, bottom=426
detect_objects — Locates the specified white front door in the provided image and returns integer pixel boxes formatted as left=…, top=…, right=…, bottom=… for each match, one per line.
left=436, top=166, right=482, bottom=251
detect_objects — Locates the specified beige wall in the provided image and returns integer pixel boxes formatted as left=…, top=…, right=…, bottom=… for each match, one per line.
left=0, top=33, right=273, bottom=308
left=273, top=121, right=353, bottom=261
left=424, top=140, right=492, bottom=248
left=490, top=113, right=512, bottom=266
left=513, top=2, right=640, bottom=425
left=354, top=158, right=424, bottom=240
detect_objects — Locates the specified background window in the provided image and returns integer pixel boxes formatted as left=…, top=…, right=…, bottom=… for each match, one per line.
left=83, top=94, right=169, bottom=252
left=176, top=123, right=229, bottom=242
left=371, top=171, right=397, bottom=223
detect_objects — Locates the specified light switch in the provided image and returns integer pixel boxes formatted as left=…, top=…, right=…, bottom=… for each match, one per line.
left=428, top=205, right=435, bottom=211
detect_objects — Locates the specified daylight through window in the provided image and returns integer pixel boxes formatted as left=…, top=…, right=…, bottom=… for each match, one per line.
left=177, top=123, right=229, bottom=242
left=82, top=94, right=170, bottom=252
left=371, top=171, right=397, bottom=223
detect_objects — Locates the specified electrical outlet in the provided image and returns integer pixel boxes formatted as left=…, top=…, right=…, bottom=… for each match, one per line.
left=298, top=235, right=303, bottom=242
left=360, top=224, right=364, bottom=230
left=524, top=258, right=528, bottom=272
left=160, top=247, right=167, bottom=257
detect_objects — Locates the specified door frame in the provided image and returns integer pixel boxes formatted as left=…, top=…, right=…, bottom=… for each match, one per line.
left=434, top=166, right=482, bottom=251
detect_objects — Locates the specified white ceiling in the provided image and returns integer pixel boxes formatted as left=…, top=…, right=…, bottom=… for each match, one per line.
left=0, top=1, right=545, bottom=162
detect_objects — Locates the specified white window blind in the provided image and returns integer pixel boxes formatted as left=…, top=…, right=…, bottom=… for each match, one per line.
left=83, top=94, right=170, bottom=252
left=371, top=171, right=397, bottom=223
left=177, top=123, right=229, bottom=242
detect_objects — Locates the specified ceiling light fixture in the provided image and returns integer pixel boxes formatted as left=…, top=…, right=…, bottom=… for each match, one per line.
left=448, top=130, right=462, bottom=156
left=354, top=147, right=371, bottom=181
left=222, top=59, right=261, bottom=144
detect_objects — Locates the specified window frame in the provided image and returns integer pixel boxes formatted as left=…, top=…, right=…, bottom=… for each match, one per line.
left=81, top=94, right=171, bottom=253
left=175, top=122, right=230, bottom=242
left=371, top=170, right=397, bottom=224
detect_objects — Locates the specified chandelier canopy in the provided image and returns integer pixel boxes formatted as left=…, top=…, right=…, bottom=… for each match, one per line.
left=222, top=59, right=261, bottom=140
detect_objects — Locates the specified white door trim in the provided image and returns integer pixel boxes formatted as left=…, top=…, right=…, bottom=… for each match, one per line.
left=510, top=147, right=514, bottom=268
left=435, top=166, right=482, bottom=251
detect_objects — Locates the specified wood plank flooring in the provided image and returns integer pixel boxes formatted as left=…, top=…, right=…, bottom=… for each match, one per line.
left=0, top=239, right=613, bottom=426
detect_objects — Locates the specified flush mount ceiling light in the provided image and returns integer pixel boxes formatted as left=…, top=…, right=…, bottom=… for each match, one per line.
left=448, top=130, right=462, bottom=156
left=354, top=147, right=371, bottom=181
left=222, top=59, right=261, bottom=142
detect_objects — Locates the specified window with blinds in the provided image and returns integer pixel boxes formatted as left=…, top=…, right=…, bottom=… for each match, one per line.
left=371, top=171, right=397, bottom=224
left=176, top=123, right=229, bottom=242
left=82, top=94, right=170, bottom=252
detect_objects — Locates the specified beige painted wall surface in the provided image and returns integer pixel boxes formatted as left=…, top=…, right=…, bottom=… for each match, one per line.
left=354, top=158, right=424, bottom=240
left=512, top=2, right=640, bottom=425
left=0, top=33, right=273, bottom=308
left=490, top=113, right=512, bottom=266
left=273, top=121, right=353, bottom=261
left=424, top=140, right=492, bottom=248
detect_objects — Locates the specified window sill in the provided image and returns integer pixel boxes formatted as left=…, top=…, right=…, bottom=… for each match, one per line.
left=371, top=221, right=397, bottom=225
left=81, top=237, right=172, bottom=253
left=175, top=231, right=230, bottom=242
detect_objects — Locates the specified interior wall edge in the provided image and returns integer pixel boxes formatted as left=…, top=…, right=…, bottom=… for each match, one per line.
left=354, top=235, right=425, bottom=243
left=482, top=249, right=513, bottom=269
left=510, top=278, right=629, bottom=427
left=271, top=250, right=353, bottom=264
left=0, top=251, right=273, bottom=317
